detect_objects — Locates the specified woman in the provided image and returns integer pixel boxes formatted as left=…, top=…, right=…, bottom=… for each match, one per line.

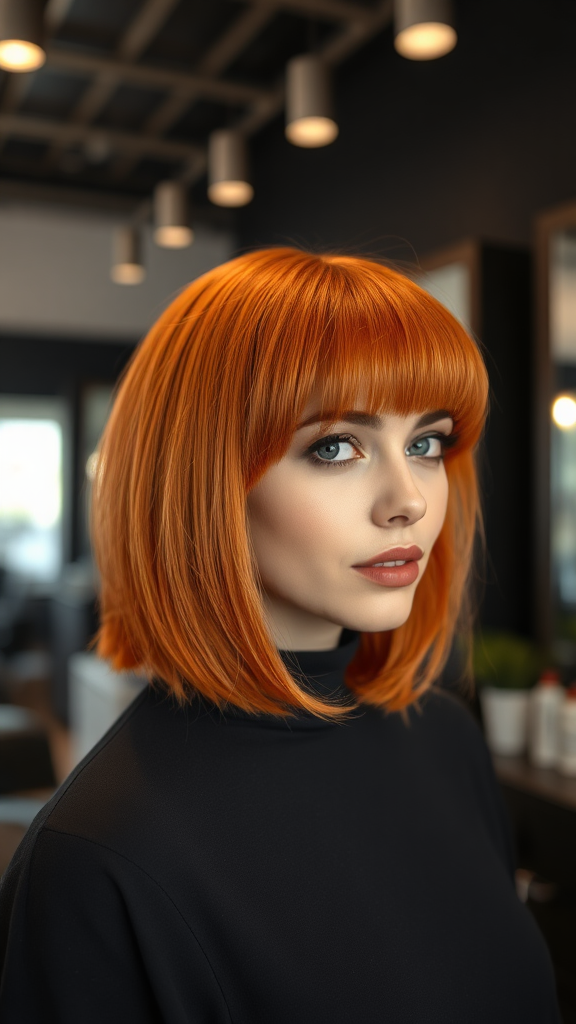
left=0, top=248, right=562, bottom=1022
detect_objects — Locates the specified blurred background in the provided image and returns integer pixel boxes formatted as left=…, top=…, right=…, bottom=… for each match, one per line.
left=0, top=0, right=575, bottom=1018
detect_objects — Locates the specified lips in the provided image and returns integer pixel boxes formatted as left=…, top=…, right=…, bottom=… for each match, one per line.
left=353, top=545, right=424, bottom=567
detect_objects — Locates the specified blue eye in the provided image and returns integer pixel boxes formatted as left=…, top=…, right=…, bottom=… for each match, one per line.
left=305, top=432, right=459, bottom=470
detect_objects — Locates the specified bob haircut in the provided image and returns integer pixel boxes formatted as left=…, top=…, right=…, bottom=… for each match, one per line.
left=90, top=246, right=490, bottom=725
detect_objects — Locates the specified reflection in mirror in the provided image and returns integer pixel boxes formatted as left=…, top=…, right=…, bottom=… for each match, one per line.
left=416, top=259, right=472, bottom=332
left=549, top=229, right=576, bottom=667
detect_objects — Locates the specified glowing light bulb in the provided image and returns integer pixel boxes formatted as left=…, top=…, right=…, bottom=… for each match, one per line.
left=552, top=394, right=576, bottom=429
left=110, top=263, right=146, bottom=285
left=285, top=116, right=339, bottom=148
left=0, top=38, right=45, bottom=71
left=394, top=21, right=456, bottom=59
left=153, top=225, right=194, bottom=248
left=207, top=180, right=254, bottom=207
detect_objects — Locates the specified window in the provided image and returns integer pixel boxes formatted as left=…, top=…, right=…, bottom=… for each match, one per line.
left=78, top=383, right=115, bottom=561
left=0, top=396, right=71, bottom=591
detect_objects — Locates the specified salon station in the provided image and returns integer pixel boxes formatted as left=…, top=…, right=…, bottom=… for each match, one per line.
left=0, top=0, right=574, bottom=1020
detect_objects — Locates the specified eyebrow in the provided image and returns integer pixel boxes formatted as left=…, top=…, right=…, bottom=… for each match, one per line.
left=296, top=409, right=454, bottom=430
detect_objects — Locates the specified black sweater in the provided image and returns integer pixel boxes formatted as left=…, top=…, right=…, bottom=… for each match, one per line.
left=0, top=630, right=562, bottom=1023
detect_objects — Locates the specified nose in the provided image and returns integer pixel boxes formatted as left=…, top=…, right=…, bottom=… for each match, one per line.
left=371, top=457, right=428, bottom=525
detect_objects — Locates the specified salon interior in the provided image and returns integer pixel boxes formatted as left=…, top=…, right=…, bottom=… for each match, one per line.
left=0, top=0, right=575, bottom=1017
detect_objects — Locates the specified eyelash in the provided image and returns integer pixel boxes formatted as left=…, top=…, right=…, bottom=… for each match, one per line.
left=305, top=431, right=460, bottom=470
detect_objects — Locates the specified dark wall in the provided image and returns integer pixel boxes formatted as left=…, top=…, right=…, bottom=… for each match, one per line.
left=235, top=0, right=572, bottom=640
left=0, top=335, right=135, bottom=396
left=475, top=246, right=533, bottom=636
left=237, top=0, right=576, bottom=258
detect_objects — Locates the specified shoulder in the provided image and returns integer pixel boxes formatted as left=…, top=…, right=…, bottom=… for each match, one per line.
left=0, top=824, right=228, bottom=1023
left=405, top=685, right=505, bottom=807
left=6, top=684, right=158, bottom=866
left=415, top=686, right=517, bottom=880
left=0, top=683, right=172, bottom=934
left=419, top=683, right=481, bottom=725
left=10, top=682, right=220, bottom=873
left=409, top=684, right=490, bottom=759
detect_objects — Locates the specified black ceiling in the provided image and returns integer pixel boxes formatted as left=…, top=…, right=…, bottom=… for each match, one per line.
left=0, top=0, right=392, bottom=220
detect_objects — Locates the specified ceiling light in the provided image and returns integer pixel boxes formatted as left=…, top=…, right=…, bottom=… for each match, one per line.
left=394, top=0, right=457, bottom=60
left=153, top=180, right=193, bottom=248
left=285, top=55, right=338, bottom=148
left=0, top=0, right=46, bottom=71
left=111, top=227, right=145, bottom=285
left=207, top=130, right=253, bottom=207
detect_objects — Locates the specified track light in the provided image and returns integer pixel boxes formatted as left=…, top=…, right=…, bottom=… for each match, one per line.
left=285, top=55, right=338, bottom=148
left=0, top=0, right=46, bottom=71
left=110, top=226, right=145, bottom=285
left=207, top=130, right=253, bottom=207
left=394, top=0, right=457, bottom=60
left=153, top=180, right=193, bottom=248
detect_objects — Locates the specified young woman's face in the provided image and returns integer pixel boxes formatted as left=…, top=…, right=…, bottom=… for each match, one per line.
left=246, top=391, right=453, bottom=651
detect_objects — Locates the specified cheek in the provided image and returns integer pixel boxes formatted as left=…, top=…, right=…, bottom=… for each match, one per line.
left=431, top=471, right=450, bottom=535
left=247, top=474, right=335, bottom=560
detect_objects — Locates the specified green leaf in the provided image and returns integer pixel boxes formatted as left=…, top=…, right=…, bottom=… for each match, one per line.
left=472, top=629, right=551, bottom=689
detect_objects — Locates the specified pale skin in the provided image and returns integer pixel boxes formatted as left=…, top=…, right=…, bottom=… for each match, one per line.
left=246, top=391, right=454, bottom=651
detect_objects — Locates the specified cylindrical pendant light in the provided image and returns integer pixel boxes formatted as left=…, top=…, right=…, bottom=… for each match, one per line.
left=285, top=55, right=338, bottom=148
left=111, top=226, right=145, bottom=285
left=394, top=0, right=456, bottom=60
left=207, top=130, right=253, bottom=207
left=153, top=180, right=193, bottom=248
left=0, top=0, right=46, bottom=72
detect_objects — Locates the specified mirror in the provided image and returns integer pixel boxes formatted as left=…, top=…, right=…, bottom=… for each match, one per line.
left=415, top=240, right=479, bottom=337
left=536, top=201, right=576, bottom=671
left=415, top=239, right=534, bottom=650
left=412, top=242, right=478, bottom=701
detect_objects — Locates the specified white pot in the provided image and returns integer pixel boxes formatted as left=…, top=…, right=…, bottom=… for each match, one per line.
left=479, top=686, right=530, bottom=756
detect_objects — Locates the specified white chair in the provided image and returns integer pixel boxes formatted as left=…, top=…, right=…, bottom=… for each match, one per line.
left=68, top=653, right=147, bottom=767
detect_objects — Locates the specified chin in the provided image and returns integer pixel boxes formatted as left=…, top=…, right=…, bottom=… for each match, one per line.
left=339, top=605, right=415, bottom=635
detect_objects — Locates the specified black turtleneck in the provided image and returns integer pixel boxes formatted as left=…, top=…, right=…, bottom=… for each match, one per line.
left=0, top=631, right=562, bottom=1023
left=218, top=626, right=363, bottom=728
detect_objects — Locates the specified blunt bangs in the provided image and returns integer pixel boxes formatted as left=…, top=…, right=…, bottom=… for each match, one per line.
left=238, top=255, right=487, bottom=485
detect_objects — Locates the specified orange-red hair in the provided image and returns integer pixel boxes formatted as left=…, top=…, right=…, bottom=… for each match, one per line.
left=89, top=246, right=490, bottom=724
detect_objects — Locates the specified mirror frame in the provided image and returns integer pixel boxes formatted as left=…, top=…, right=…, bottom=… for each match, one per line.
left=534, top=198, right=576, bottom=655
left=418, top=238, right=482, bottom=338
left=419, top=238, right=537, bottom=647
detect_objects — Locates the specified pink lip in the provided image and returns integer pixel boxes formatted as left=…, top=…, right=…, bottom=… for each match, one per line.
left=353, top=562, right=420, bottom=588
left=353, top=545, right=423, bottom=567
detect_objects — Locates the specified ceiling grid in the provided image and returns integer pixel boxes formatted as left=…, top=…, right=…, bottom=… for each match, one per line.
left=0, top=0, right=393, bottom=219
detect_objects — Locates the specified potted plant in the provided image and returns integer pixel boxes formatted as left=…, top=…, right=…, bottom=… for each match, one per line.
left=473, top=630, right=549, bottom=756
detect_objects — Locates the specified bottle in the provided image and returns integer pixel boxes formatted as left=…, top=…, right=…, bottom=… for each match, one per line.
left=527, top=669, right=563, bottom=768
left=557, top=683, right=576, bottom=777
